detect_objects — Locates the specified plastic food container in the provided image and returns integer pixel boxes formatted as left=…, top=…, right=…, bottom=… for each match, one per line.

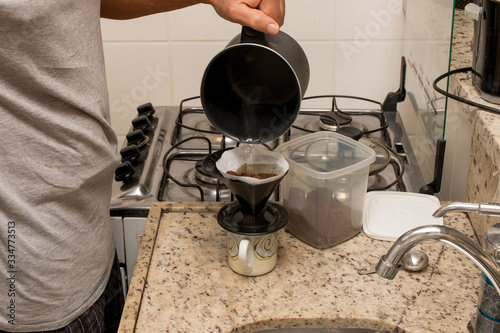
left=277, top=132, right=376, bottom=249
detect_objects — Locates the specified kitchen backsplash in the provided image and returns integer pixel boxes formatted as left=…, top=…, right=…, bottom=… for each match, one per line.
left=101, top=0, right=405, bottom=146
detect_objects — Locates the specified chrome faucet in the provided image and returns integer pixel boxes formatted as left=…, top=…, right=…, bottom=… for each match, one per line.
left=375, top=202, right=500, bottom=296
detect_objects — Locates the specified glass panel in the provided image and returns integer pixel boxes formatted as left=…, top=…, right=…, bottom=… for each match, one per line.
left=398, top=0, right=455, bottom=184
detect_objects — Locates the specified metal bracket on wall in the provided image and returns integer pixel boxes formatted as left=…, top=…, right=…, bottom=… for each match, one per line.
left=419, top=139, right=446, bottom=195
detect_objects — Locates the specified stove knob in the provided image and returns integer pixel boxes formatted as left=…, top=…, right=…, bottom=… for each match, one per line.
left=132, top=115, right=152, bottom=133
left=137, top=102, right=156, bottom=120
left=126, top=129, right=149, bottom=148
left=120, top=145, right=142, bottom=165
left=114, top=161, right=135, bottom=182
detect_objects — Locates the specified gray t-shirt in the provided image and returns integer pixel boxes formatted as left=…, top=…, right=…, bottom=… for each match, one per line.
left=0, top=1, right=118, bottom=331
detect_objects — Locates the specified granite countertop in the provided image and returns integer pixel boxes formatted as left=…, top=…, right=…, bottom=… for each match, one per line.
left=451, top=10, right=500, bottom=168
left=118, top=201, right=481, bottom=333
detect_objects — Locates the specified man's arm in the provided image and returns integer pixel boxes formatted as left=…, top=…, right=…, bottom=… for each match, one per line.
left=100, top=0, right=284, bottom=35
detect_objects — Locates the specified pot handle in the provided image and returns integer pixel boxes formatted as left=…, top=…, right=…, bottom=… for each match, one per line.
left=241, top=26, right=266, bottom=45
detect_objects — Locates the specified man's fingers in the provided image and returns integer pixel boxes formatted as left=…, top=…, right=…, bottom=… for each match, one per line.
left=208, top=0, right=284, bottom=35
left=257, top=0, right=285, bottom=27
left=229, top=4, right=281, bottom=34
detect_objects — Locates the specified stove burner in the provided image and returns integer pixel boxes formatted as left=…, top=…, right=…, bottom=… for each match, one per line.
left=198, top=149, right=228, bottom=178
left=181, top=167, right=231, bottom=198
left=195, top=160, right=219, bottom=184
left=194, top=119, right=218, bottom=133
left=217, top=202, right=288, bottom=235
left=336, top=126, right=363, bottom=141
left=319, top=112, right=352, bottom=130
left=298, top=118, right=367, bottom=135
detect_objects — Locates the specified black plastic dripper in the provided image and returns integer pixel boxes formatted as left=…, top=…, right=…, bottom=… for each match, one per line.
left=220, top=173, right=286, bottom=216
left=201, top=149, right=286, bottom=217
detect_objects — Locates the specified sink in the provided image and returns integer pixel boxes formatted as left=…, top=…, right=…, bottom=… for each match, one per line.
left=254, top=329, right=389, bottom=333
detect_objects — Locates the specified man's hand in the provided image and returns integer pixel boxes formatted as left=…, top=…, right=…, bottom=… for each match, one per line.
left=101, top=0, right=285, bottom=34
left=205, top=0, right=285, bottom=35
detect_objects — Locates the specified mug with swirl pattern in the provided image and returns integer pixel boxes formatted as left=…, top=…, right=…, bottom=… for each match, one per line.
left=227, top=231, right=278, bottom=276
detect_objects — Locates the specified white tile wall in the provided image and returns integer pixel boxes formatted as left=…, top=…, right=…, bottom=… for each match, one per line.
left=103, top=43, right=171, bottom=139
left=101, top=0, right=405, bottom=143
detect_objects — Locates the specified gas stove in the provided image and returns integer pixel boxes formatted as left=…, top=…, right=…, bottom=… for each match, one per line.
left=110, top=97, right=424, bottom=218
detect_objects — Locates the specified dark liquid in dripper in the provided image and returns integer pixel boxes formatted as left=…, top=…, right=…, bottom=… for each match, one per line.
left=227, top=163, right=279, bottom=180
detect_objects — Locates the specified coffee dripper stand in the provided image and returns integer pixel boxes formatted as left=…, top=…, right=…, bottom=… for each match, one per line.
left=216, top=170, right=289, bottom=236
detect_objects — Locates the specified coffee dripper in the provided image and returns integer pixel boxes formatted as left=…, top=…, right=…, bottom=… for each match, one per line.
left=214, top=146, right=289, bottom=234
left=201, top=146, right=288, bottom=233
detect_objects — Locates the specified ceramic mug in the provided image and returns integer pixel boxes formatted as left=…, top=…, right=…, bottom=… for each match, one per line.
left=227, top=232, right=278, bottom=276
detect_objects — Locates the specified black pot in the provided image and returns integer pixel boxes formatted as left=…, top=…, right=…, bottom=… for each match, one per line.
left=200, top=26, right=310, bottom=143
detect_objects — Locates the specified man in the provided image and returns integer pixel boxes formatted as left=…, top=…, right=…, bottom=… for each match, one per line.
left=0, top=1, right=284, bottom=332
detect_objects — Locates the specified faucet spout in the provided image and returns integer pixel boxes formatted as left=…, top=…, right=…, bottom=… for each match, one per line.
left=375, top=224, right=500, bottom=296
left=433, top=201, right=500, bottom=218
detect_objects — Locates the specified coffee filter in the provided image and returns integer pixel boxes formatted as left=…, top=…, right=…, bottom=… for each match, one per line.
left=216, top=145, right=289, bottom=185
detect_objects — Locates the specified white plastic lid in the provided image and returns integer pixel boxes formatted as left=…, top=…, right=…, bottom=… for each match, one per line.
left=363, top=191, right=443, bottom=241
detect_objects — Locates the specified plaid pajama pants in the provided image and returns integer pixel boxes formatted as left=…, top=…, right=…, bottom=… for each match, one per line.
left=1, top=254, right=125, bottom=333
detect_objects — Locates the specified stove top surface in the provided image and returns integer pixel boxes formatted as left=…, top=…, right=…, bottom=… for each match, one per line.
left=110, top=96, right=425, bottom=217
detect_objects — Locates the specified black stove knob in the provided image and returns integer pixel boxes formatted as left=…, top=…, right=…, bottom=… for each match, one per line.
left=132, top=115, right=152, bottom=133
left=114, top=161, right=135, bottom=182
left=126, top=129, right=149, bottom=148
left=120, top=145, right=142, bottom=165
left=137, top=103, right=156, bottom=120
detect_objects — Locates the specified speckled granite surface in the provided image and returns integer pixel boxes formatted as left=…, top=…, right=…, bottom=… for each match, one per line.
left=450, top=10, right=473, bottom=71
left=451, top=10, right=500, bottom=242
left=118, top=202, right=481, bottom=333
